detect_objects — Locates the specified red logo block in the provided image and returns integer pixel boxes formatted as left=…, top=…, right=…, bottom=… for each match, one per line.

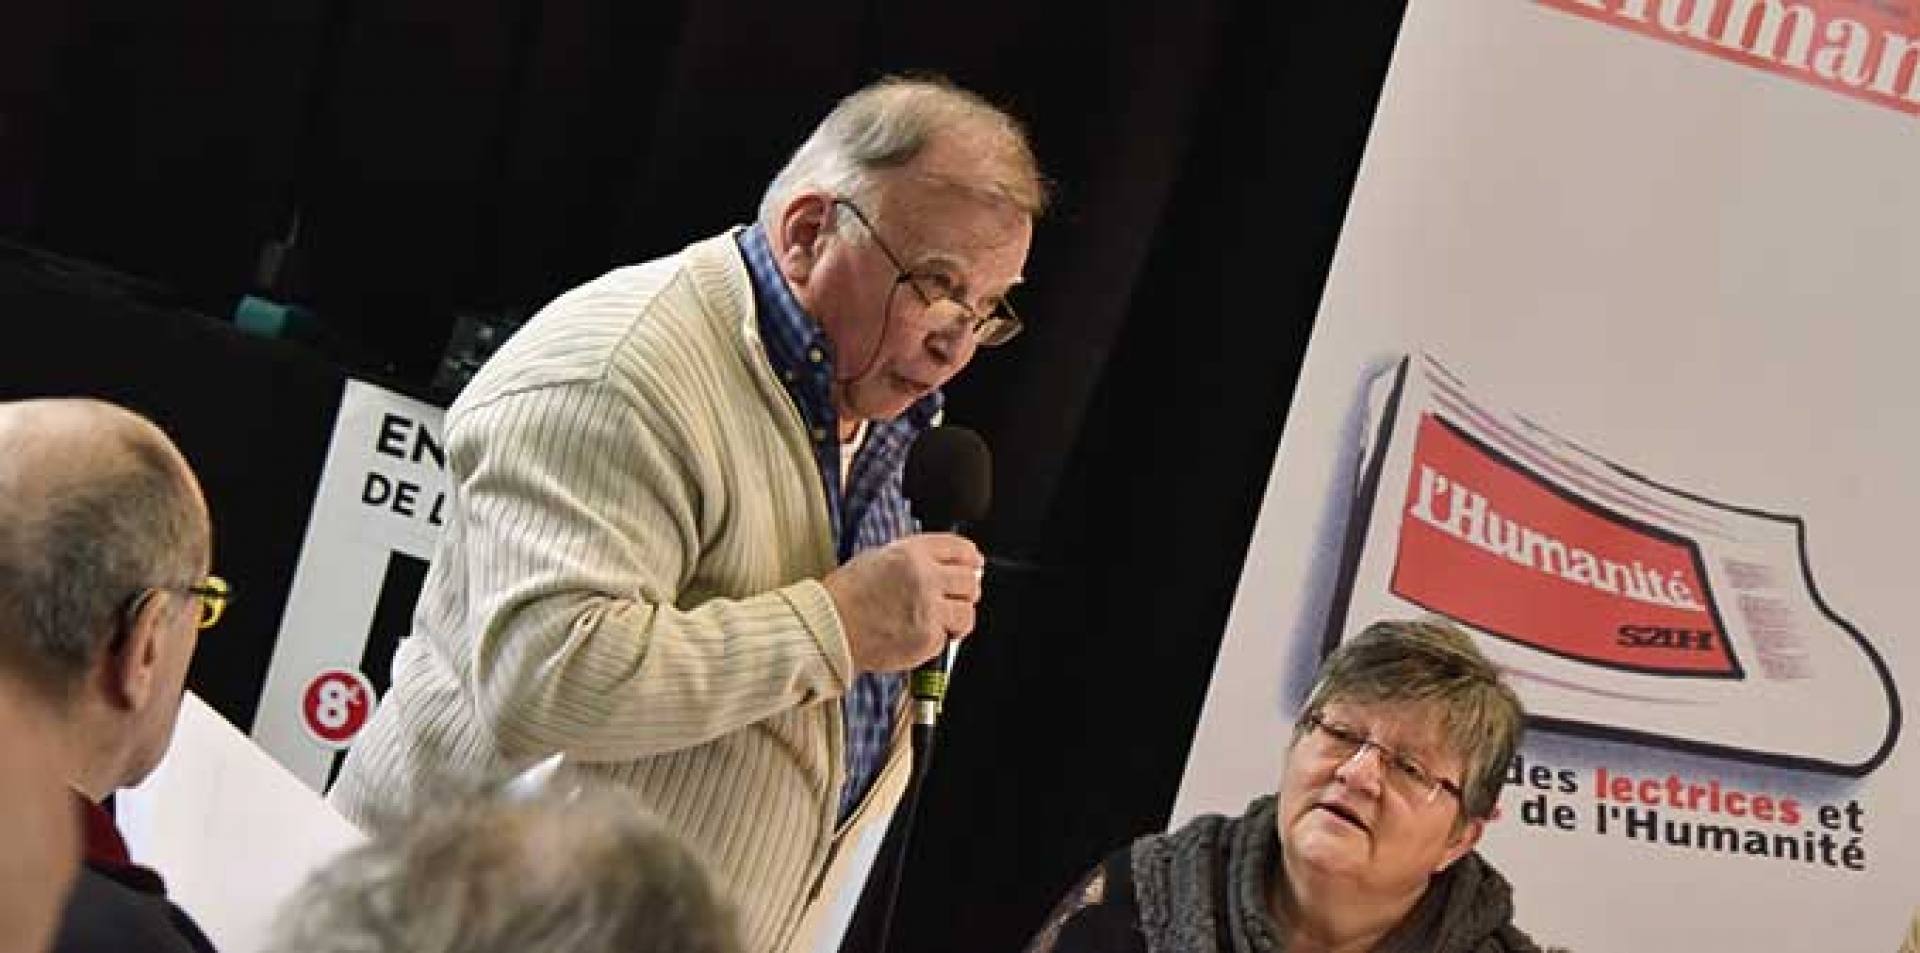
left=301, top=669, right=378, bottom=749
left=1392, top=415, right=1735, bottom=678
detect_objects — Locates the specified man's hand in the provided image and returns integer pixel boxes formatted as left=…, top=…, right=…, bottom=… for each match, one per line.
left=822, top=533, right=985, bottom=673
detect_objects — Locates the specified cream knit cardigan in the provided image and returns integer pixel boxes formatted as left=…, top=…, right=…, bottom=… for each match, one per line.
left=329, top=230, right=910, bottom=952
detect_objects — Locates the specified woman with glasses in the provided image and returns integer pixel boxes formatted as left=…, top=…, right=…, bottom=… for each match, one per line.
left=1028, top=618, right=1541, bottom=953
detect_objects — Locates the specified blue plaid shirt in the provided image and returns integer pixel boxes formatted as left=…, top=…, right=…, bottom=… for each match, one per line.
left=737, top=225, right=941, bottom=822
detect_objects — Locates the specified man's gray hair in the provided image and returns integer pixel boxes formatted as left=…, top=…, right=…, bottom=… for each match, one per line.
left=0, top=408, right=202, bottom=705
left=266, top=783, right=742, bottom=953
left=1299, top=617, right=1525, bottom=821
left=758, top=74, right=1048, bottom=232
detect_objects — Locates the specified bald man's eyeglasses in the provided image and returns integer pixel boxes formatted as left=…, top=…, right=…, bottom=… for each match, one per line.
left=125, top=575, right=232, bottom=632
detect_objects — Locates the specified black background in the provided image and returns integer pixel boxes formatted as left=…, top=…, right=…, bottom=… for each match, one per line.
left=0, top=3, right=1409, bottom=949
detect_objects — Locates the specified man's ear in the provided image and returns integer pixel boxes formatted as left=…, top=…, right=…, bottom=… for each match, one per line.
left=774, top=192, right=836, bottom=283
left=107, top=594, right=166, bottom=712
left=1436, top=815, right=1485, bottom=873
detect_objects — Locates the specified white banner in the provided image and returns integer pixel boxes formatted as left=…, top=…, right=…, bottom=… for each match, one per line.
left=1176, top=1, right=1919, bottom=949
left=251, top=379, right=448, bottom=790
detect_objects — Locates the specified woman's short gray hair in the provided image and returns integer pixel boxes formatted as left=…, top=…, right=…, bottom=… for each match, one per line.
left=1299, top=617, right=1525, bottom=821
left=757, top=74, right=1048, bottom=232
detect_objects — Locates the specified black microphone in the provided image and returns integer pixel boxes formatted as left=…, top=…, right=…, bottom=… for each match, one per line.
left=901, top=424, right=991, bottom=732
left=872, top=425, right=991, bottom=953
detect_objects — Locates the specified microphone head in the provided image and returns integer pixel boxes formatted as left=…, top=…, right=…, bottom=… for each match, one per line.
left=904, top=425, right=992, bottom=530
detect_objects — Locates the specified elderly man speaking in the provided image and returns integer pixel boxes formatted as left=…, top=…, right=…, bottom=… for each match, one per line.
left=331, top=74, right=1047, bottom=952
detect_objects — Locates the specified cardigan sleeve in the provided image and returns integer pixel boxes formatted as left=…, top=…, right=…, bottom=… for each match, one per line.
left=441, top=378, right=854, bottom=763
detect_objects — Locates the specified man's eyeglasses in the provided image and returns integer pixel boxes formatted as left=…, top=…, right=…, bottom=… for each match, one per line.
left=832, top=198, right=1024, bottom=347
left=1300, top=711, right=1464, bottom=808
left=127, top=575, right=232, bottom=632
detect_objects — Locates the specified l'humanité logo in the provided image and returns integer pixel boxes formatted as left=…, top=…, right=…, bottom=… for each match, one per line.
left=1537, top=0, right=1920, bottom=118
left=1394, top=415, right=1739, bottom=680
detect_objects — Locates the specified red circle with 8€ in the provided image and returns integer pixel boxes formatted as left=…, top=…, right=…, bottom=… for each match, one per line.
left=301, top=668, right=377, bottom=749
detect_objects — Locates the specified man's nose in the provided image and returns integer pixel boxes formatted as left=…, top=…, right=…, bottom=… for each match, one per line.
left=926, top=316, right=977, bottom=366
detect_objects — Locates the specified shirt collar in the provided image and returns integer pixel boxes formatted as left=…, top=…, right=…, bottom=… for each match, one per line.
left=736, top=224, right=943, bottom=430
left=74, top=790, right=130, bottom=868
left=74, top=790, right=170, bottom=894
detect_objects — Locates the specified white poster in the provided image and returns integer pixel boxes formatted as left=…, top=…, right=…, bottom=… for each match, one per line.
left=251, top=379, right=448, bottom=790
left=1176, top=1, right=1919, bottom=949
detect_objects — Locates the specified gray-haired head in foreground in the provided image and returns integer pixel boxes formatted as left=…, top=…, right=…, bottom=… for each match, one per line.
left=266, top=782, right=741, bottom=953
left=758, top=73, right=1049, bottom=231
left=1299, top=617, right=1525, bottom=822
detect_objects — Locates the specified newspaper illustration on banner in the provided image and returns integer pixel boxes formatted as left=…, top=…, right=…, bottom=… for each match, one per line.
left=1326, top=353, right=1901, bottom=775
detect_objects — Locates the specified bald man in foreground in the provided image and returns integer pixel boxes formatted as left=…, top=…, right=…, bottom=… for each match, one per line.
left=0, top=399, right=224, bottom=953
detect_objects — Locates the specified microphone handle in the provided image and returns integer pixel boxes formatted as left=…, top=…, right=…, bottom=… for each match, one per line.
left=909, top=641, right=959, bottom=727
left=907, top=518, right=970, bottom=727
